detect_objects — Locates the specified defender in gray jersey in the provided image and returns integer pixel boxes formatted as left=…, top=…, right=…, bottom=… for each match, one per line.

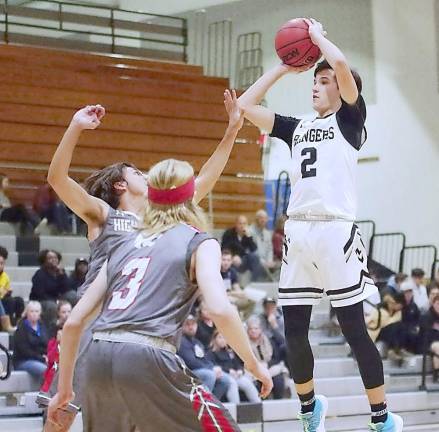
left=44, top=90, right=250, bottom=431
left=48, top=159, right=272, bottom=431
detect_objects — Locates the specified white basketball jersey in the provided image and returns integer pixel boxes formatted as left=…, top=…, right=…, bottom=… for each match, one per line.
left=270, top=97, right=366, bottom=220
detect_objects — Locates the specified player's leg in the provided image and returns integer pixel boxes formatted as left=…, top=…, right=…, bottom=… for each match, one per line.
left=279, top=220, right=327, bottom=430
left=81, top=339, right=137, bottom=432
left=111, top=341, right=241, bottom=432
left=319, top=222, right=403, bottom=431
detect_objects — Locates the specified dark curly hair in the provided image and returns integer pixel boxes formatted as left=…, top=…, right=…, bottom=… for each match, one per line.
left=83, top=162, right=136, bottom=209
left=38, top=249, right=62, bottom=266
left=0, top=246, right=8, bottom=260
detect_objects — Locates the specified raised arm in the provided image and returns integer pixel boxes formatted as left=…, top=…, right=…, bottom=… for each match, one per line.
left=306, top=18, right=358, bottom=105
left=194, top=239, right=273, bottom=398
left=238, top=64, right=310, bottom=132
left=47, top=262, right=108, bottom=421
left=194, top=89, right=243, bottom=204
left=47, top=105, right=108, bottom=226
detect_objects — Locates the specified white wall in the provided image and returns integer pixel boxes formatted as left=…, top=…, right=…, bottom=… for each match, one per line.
left=185, top=0, right=439, bottom=248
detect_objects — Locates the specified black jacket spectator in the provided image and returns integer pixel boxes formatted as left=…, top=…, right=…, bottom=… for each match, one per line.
left=13, top=319, right=49, bottom=366
left=30, top=268, right=69, bottom=302
left=178, top=334, right=214, bottom=370
left=402, top=299, right=421, bottom=329
left=208, top=348, right=243, bottom=373
left=221, top=228, right=257, bottom=258
left=419, top=306, right=439, bottom=351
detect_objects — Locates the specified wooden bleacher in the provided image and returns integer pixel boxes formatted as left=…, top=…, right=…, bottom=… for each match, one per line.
left=0, top=44, right=265, bottom=228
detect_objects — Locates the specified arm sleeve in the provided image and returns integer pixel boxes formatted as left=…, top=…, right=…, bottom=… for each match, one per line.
left=269, top=114, right=301, bottom=151
left=243, top=235, right=258, bottom=253
left=336, top=95, right=367, bottom=150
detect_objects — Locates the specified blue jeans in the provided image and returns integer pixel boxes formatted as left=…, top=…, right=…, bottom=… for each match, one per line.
left=193, top=368, right=231, bottom=400
left=15, top=359, right=47, bottom=380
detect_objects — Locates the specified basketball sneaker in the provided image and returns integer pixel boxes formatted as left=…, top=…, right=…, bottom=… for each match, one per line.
left=368, top=412, right=404, bottom=431
left=297, top=394, right=328, bottom=432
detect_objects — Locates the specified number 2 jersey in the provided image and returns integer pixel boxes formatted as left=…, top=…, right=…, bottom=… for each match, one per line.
left=270, top=96, right=366, bottom=220
left=92, top=223, right=212, bottom=346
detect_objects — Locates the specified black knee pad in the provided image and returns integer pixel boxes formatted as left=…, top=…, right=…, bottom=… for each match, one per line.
left=283, top=305, right=314, bottom=384
left=335, top=302, right=384, bottom=389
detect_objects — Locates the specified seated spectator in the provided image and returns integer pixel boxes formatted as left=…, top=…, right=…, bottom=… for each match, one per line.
left=196, top=301, right=216, bottom=350
left=401, top=268, right=429, bottom=313
left=0, top=246, right=24, bottom=329
left=428, top=285, right=439, bottom=305
left=0, top=299, right=14, bottom=334
left=259, top=297, right=285, bottom=337
left=419, top=295, right=439, bottom=382
left=68, top=257, right=89, bottom=297
left=366, top=293, right=407, bottom=364
left=29, top=250, right=75, bottom=327
left=250, top=209, right=278, bottom=276
left=428, top=269, right=439, bottom=291
left=401, top=283, right=421, bottom=354
left=47, top=300, right=72, bottom=338
left=0, top=173, right=38, bottom=235
left=384, top=272, right=407, bottom=296
left=221, top=215, right=265, bottom=282
left=220, top=250, right=254, bottom=319
left=13, top=301, right=49, bottom=382
left=247, top=316, right=286, bottom=399
left=272, top=215, right=287, bottom=263
left=178, top=315, right=232, bottom=401
left=209, top=331, right=260, bottom=403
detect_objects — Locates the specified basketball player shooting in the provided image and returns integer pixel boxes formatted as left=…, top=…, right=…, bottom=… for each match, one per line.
left=238, top=18, right=403, bottom=432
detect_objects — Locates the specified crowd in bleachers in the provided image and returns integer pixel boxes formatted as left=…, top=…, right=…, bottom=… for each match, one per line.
left=1, top=202, right=439, bottom=400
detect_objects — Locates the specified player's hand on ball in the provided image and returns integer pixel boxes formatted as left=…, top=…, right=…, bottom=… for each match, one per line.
left=304, top=18, right=327, bottom=44
left=224, top=89, right=244, bottom=130
left=71, top=105, right=105, bottom=130
left=246, top=361, right=273, bottom=399
left=47, top=391, right=75, bottom=426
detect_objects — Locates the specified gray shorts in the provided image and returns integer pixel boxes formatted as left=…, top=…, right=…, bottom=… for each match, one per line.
left=82, top=339, right=240, bottom=432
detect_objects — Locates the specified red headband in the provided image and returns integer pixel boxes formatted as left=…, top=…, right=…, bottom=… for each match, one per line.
left=148, top=177, right=195, bottom=205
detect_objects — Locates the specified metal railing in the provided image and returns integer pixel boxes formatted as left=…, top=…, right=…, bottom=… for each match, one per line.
left=235, top=31, right=263, bottom=90
left=206, top=19, right=232, bottom=78
left=0, top=0, right=188, bottom=61
left=370, top=232, right=406, bottom=274
left=401, top=245, right=438, bottom=280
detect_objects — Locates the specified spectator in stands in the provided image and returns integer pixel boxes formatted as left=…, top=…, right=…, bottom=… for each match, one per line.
left=68, top=257, right=89, bottom=294
left=33, top=183, right=71, bottom=234
left=400, top=283, right=421, bottom=354
left=208, top=330, right=260, bottom=403
left=178, top=315, right=232, bottom=401
left=29, top=250, right=75, bottom=327
left=366, top=293, right=407, bottom=364
left=401, top=268, right=429, bottom=313
left=428, top=285, right=439, bottom=305
left=13, top=301, right=49, bottom=382
left=384, top=272, right=407, bottom=296
left=259, top=297, right=285, bottom=337
left=220, top=249, right=254, bottom=319
left=0, top=173, right=38, bottom=235
left=0, top=246, right=24, bottom=329
left=250, top=209, right=278, bottom=276
left=47, top=300, right=72, bottom=338
left=195, top=301, right=216, bottom=350
left=221, top=215, right=265, bottom=281
left=272, top=215, right=287, bottom=263
left=419, top=295, right=439, bottom=382
left=247, top=315, right=286, bottom=399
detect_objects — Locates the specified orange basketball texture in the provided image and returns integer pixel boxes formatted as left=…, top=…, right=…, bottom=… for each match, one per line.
left=275, top=18, right=321, bottom=67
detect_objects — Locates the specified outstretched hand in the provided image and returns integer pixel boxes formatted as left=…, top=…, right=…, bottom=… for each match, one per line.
left=224, top=89, right=244, bottom=130
left=71, top=104, right=105, bottom=130
left=245, top=361, right=273, bottom=399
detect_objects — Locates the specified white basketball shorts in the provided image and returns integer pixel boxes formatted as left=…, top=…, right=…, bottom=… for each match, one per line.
left=278, top=219, right=378, bottom=308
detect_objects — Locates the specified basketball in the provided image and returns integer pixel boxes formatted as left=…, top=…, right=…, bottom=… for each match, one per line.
left=275, top=18, right=321, bottom=67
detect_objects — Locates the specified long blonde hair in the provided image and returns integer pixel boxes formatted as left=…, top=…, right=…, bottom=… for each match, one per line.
left=141, top=159, right=209, bottom=235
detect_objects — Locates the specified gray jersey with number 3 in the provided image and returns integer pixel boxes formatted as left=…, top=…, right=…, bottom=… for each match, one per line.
left=92, top=223, right=212, bottom=346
